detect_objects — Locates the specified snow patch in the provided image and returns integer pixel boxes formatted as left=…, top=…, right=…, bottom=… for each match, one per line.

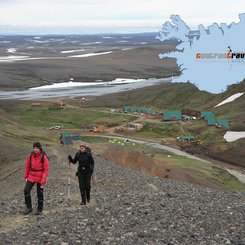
left=223, top=131, right=245, bottom=142
left=214, top=92, right=244, bottom=107
left=102, top=36, right=114, bottom=39
left=0, top=55, right=30, bottom=62
left=6, top=48, right=16, bottom=53
left=69, top=51, right=112, bottom=58
left=82, top=42, right=102, bottom=45
left=61, top=49, right=85, bottom=54
left=29, top=78, right=144, bottom=90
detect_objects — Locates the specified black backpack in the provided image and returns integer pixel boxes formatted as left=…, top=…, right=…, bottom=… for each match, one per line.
left=30, top=151, right=48, bottom=164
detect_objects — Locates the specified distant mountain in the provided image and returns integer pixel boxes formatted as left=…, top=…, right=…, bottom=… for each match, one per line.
left=0, top=33, right=178, bottom=47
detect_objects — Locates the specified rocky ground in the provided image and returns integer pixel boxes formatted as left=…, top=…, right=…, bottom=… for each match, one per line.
left=0, top=145, right=244, bottom=245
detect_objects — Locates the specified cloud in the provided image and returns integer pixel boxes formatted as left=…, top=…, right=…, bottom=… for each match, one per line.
left=0, top=0, right=245, bottom=34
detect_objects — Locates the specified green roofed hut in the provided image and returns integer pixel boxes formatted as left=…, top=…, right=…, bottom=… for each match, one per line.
left=163, top=110, right=181, bottom=121
left=124, top=106, right=131, bottom=113
left=60, top=132, right=73, bottom=145
left=201, top=112, right=214, bottom=118
left=201, top=112, right=216, bottom=125
left=176, top=136, right=196, bottom=142
left=124, top=106, right=156, bottom=115
left=216, top=119, right=229, bottom=128
left=206, top=115, right=216, bottom=125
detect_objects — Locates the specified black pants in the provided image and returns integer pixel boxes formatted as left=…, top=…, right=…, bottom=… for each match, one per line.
left=77, top=171, right=91, bottom=203
left=24, top=180, right=44, bottom=211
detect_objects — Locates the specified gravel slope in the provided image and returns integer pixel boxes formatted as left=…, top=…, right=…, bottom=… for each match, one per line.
left=0, top=146, right=244, bottom=245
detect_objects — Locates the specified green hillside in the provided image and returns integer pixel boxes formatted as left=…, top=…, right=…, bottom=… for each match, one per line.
left=0, top=80, right=244, bottom=191
left=85, top=80, right=245, bottom=167
left=85, top=82, right=217, bottom=110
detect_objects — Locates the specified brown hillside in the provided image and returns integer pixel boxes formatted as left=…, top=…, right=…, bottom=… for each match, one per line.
left=100, top=145, right=225, bottom=190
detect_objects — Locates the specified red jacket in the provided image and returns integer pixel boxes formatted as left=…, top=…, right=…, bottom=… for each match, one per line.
left=24, top=151, right=49, bottom=186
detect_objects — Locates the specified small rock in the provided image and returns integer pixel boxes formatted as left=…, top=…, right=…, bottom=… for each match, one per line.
left=144, top=183, right=158, bottom=191
left=41, top=232, right=49, bottom=237
left=138, top=231, right=147, bottom=238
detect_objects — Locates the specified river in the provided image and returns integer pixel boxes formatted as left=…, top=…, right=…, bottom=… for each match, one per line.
left=0, top=77, right=171, bottom=100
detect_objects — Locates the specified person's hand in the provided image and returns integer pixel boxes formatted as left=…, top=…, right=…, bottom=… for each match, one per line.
left=40, top=180, right=45, bottom=188
left=68, top=155, right=72, bottom=161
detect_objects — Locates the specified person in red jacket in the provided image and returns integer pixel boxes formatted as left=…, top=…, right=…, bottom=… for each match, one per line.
left=23, top=142, right=49, bottom=215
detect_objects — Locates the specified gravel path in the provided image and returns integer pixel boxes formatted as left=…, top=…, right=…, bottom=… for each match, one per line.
left=93, top=135, right=245, bottom=184
left=0, top=146, right=244, bottom=245
left=226, top=169, right=245, bottom=184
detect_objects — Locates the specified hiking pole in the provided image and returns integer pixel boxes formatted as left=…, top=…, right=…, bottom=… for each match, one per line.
left=68, top=160, right=71, bottom=201
left=92, top=175, right=96, bottom=186
left=92, top=176, right=98, bottom=205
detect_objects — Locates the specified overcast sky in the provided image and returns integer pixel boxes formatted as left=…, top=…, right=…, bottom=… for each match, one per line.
left=0, top=0, right=244, bottom=34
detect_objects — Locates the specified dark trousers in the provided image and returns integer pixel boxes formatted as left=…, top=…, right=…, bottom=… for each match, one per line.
left=24, top=180, right=44, bottom=211
left=77, top=171, right=91, bottom=203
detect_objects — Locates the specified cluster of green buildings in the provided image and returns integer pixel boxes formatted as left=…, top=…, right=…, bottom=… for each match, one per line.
left=163, top=110, right=182, bottom=121
left=200, top=112, right=229, bottom=128
left=162, top=110, right=229, bottom=128
left=123, top=106, right=157, bottom=116
left=124, top=106, right=229, bottom=128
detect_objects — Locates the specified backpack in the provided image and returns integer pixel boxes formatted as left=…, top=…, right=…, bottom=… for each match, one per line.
left=30, top=151, right=48, bottom=164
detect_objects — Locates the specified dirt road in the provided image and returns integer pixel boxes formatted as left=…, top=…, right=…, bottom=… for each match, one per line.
left=92, top=134, right=245, bottom=184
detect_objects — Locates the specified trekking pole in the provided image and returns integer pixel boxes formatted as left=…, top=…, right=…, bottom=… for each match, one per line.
left=92, top=175, right=96, bottom=186
left=92, top=176, right=98, bottom=205
left=68, top=160, right=71, bottom=201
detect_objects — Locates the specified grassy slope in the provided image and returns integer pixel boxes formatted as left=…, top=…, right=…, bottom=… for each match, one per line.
left=86, top=80, right=244, bottom=120
left=152, top=153, right=245, bottom=192
left=9, top=105, right=136, bottom=129
left=0, top=95, right=243, bottom=190
left=86, top=80, right=245, bottom=167
left=213, top=81, right=245, bottom=127
left=85, top=82, right=217, bottom=110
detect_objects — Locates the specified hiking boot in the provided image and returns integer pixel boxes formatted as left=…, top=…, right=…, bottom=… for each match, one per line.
left=22, top=208, right=33, bottom=215
left=35, top=210, right=42, bottom=215
left=80, top=201, right=86, bottom=205
left=87, top=198, right=90, bottom=203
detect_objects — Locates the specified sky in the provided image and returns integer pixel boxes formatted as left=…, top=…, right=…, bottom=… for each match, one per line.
left=0, top=0, right=245, bottom=34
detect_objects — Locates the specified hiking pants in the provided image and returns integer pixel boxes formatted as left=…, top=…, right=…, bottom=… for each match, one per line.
left=77, top=171, right=91, bottom=203
left=24, top=180, right=44, bottom=211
